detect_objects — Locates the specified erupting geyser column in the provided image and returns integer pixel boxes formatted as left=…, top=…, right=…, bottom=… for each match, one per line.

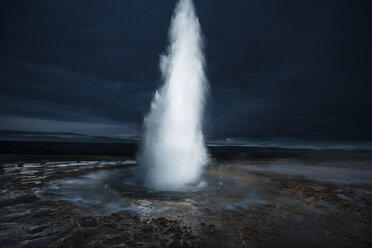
left=135, top=0, right=208, bottom=191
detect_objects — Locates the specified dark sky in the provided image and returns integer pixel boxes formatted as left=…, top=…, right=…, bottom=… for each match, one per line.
left=0, top=0, right=371, bottom=144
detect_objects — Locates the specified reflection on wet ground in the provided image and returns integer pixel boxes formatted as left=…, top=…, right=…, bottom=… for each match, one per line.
left=40, top=166, right=267, bottom=217
left=1, top=159, right=372, bottom=247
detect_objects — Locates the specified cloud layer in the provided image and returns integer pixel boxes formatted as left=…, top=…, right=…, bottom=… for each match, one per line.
left=0, top=0, right=371, bottom=142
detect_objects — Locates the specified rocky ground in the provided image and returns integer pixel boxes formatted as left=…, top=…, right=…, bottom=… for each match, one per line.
left=0, top=161, right=208, bottom=247
left=0, top=159, right=372, bottom=248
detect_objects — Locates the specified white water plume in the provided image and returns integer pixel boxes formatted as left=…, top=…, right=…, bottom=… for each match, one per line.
left=135, top=0, right=208, bottom=191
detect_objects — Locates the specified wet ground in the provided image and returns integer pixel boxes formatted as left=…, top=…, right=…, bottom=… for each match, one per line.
left=1, top=158, right=372, bottom=247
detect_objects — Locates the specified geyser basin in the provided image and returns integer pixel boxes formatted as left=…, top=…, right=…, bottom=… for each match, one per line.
left=41, top=166, right=264, bottom=216
left=5, top=157, right=372, bottom=247
left=39, top=158, right=372, bottom=218
left=107, top=170, right=211, bottom=199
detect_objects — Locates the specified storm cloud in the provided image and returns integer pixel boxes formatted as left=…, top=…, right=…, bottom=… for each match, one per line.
left=0, top=0, right=371, bottom=144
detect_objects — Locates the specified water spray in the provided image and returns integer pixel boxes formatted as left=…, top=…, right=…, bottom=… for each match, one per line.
left=135, top=0, right=208, bottom=190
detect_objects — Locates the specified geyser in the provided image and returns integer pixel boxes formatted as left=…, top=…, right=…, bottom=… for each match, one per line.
left=135, top=0, right=208, bottom=191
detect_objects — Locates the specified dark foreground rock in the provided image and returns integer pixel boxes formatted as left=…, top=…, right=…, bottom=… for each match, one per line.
left=0, top=161, right=208, bottom=248
left=0, top=159, right=371, bottom=247
left=1, top=201, right=205, bottom=248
